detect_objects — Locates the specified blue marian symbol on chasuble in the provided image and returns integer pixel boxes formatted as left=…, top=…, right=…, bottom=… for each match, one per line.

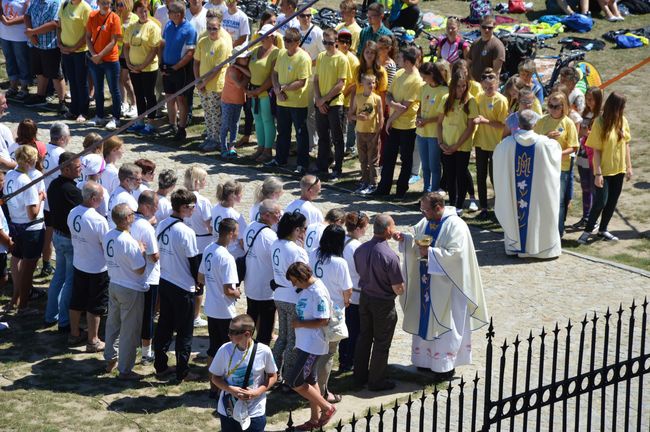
left=515, top=142, right=535, bottom=253
left=418, top=217, right=449, bottom=339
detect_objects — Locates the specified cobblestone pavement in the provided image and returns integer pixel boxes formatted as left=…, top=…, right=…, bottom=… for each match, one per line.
left=6, top=106, right=650, bottom=430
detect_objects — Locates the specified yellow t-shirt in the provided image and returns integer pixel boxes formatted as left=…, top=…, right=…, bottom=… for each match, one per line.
left=335, top=21, right=362, bottom=53
left=586, top=116, right=630, bottom=176
left=354, top=91, right=382, bottom=133
left=469, top=79, right=483, bottom=98
left=441, top=95, right=479, bottom=152
left=250, top=32, right=284, bottom=49
left=389, top=68, right=424, bottom=130
left=474, top=92, right=509, bottom=151
left=249, top=45, right=279, bottom=98
left=355, top=65, right=388, bottom=95
left=534, top=115, right=579, bottom=171
left=124, top=20, right=162, bottom=72
left=58, top=0, right=92, bottom=52
left=416, top=84, right=447, bottom=138
left=315, top=50, right=349, bottom=107
left=118, top=12, right=138, bottom=54
left=194, top=34, right=233, bottom=93
left=274, top=48, right=312, bottom=108
left=343, top=51, right=360, bottom=108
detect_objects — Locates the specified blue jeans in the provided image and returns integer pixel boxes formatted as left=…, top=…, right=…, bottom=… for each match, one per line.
left=416, top=135, right=441, bottom=192
left=220, top=102, right=243, bottom=151
left=219, top=414, right=266, bottom=432
left=45, top=233, right=74, bottom=328
left=559, top=168, right=573, bottom=236
left=0, top=39, right=30, bottom=84
left=61, top=51, right=89, bottom=116
left=276, top=105, right=308, bottom=167
left=88, top=60, right=121, bottom=119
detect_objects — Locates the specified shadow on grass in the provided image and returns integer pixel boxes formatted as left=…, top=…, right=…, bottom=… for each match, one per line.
left=107, top=389, right=215, bottom=413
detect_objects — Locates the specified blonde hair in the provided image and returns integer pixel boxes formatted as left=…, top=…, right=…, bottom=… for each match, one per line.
left=102, top=136, right=123, bottom=159
left=82, top=132, right=103, bottom=154
left=254, top=176, right=283, bottom=203
left=217, top=179, right=243, bottom=202
left=183, top=165, right=208, bottom=191
left=15, top=144, right=39, bottom=167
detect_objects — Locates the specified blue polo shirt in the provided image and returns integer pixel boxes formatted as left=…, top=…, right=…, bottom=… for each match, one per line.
left=356, top=24, right=393, bottom=57
left=162, top=19, right=197, bottom=66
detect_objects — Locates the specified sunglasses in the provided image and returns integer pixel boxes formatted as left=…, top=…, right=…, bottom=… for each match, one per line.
left=117, top=2, right=125, bottom=6
left=481, top=75, right=496, bottom=81
left=481, top=25, right=494, bottom=30
left=228, top=328, right=247, bottom=336
left=307, top=176, right=320, bottom=191
left=299, top=13, right=312, bottom=18
left=548, top=103, right=562, bottom=110
left=207, top=26, right=219, bottom=31
left=323, top=40, right=336, bottom=46
left=283, top=37, right=299, bottom=43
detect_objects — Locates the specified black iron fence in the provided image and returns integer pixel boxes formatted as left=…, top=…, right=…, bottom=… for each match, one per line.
left=286, top=298, right=650, bottom=431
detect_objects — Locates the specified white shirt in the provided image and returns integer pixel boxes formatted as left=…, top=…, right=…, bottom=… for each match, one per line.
left=3, top=168, right=44, bottom=229
left=243, top=221, right=277, bottom=301
left=100, top=163, right=119, bottom=194
left=200, top=242, right=239, bottom=319
left=309, top=251, right=352, bottom=310
left=103, top=229, right=147, bottom=291
left=211, top=204, right=246, bottom=258
left=222, top=8, right=250, bottom=44
left=155, top=194, right=172, bottom=223
left=131, top=214, right=160, bottom=285
left=108, top=185, right=138, bottom=228
left=68, top=205, right=109, bottom=273
left=295, top=279, right=330, bottom=355
left=184, top=191, right=213, bottom=252
left=304, top=222, right=325, bottom=253
left=154, top=4, right=169, bottom=30
left=7, top=142, right=18, bottom=161
left=186, top=6, right=207, bottom=37
left=284, top=198, right=323, bottom=226
left=276, top=12, right=300, bottom=35
left=343, top=236, right=362, bottom=304
left=0, top=124, right=14, bottom=161
left=299, top=24, right=324, bottom=61
left=76, top=180, right=109, bottom=218
left=271, top=238, right=308, bottom=304
left=204, top=1, right=228, bottom=15
left=209, top=342, right=277, bottom=418
left=133, top=182, right=151, bottom=202
left=156, top=216, right=199, bottom=292
left=0, top=207, right=9, bottom=254
left=43, top=143, right=65, bottom=212
left=0, top=0, right=29, bottom=42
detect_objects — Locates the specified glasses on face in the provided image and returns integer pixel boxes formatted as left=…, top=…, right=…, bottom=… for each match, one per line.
left=228, top=328, right=247, bottom=336
left=117, top=2, right=125, bottom=6
left=520, top=99, right=534, bottom=106
left=307, top=177, right=320, bottom=191
left=283, top=37, right=299, bottom=44
left=207, top=26, right=219, bottom=31
left=481, top=25, right=494, bottom=30
left=548, top=103, right=562, bottom=110
left=323, top=40, right=336, bottom=46
left=298, top=13, right=312, bottom=18
left=338, top=39, right=350, bottom=45
left=481, top=75, right=496, bottom=82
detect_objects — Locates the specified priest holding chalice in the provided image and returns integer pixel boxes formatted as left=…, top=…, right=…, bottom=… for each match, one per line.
left=396, top=192, right=489, bottom=381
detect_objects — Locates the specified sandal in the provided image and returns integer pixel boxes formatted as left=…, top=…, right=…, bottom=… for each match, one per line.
left=294, top=419, right=320, bottom=431
left=326, top=392, right=342, bottom=404
left=319, top=404, right=337, bottom=426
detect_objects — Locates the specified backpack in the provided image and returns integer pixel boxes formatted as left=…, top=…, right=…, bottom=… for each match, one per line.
left=562, top=13, right=594, bottom=33
left=508, top=0, right=526, bottom=13
left=469, top=0, right=492, bottom=24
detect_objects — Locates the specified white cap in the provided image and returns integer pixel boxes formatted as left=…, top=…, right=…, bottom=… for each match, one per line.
left=234, top=44, right=251, bottom=58
left=233, top=399, right=250, bottom=430
left=81, top=154, right=105, bottom=177
left=258, top=23, right=278, bottom=37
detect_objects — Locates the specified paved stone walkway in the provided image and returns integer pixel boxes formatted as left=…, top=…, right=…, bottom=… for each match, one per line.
left=5, top=106, right=649, bottom=430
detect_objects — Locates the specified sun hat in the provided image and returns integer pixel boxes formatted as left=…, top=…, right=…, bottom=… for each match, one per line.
left=81, top=154, right=106, bottom=177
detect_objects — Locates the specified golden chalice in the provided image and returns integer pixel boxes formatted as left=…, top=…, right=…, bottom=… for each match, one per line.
left=414, top=235, right=433, bottom=262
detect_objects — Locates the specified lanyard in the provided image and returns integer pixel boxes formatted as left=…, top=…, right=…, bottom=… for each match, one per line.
left=226, top=341, right=251, bottom=379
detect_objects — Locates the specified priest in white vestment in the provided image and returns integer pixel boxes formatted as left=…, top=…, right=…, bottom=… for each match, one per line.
left=493, top=110, right=563, bottom=259
left=398, top=193, right=489, bottom=380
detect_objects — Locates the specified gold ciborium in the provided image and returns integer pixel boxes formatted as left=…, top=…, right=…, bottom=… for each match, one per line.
left=414, top=235, right=433, bottom=262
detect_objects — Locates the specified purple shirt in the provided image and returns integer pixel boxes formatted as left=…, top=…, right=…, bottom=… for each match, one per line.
left=353, top=236, right=403, bottom=300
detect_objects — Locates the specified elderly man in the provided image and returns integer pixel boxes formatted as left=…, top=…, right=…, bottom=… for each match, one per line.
left=67, top=181, right=110, bottom=352
left=243, top=199, right=281, bottom=345
left=41, top=122, right=71, bottom=277
left=353, top=214, right=404, bottom=391
left=44, top=152, right=82, bottom=333
left=467, top=15, right=505, bottom=82
left=284, top=174, right=324, bottom=226
left=130, top=191, right=160, bottom=365
left=400, top=193, right=488, bottom=381
left=493, top=109, right=563, bottom=258
left=154, top=188, right=201, bottom=382
left=108, top=163, right=141, bottom=228
left=103, top=203, right=147, bottom=380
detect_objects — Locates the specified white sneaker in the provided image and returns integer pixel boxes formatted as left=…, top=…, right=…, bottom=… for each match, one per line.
left=125, top=105, right=138, bottom=118
left=193, top=317, right=208, bottom=327
left=86, top=116, right=104, bottom=127
left=598, top=231, right=619, bottom=241
left=468, top=200, right=479, bottom=212
left=120, top=102, right=129, bottom=117
left=105, top=118, right=117, bottom=130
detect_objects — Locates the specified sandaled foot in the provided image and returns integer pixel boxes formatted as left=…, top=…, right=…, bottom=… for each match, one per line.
left=319, top=404, right=337, bottom=426
left=295, top=419, right=320, bottom=431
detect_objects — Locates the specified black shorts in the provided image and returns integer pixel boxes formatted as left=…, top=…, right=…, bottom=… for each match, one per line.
left=207, top=317, right=231, bottom=357
left=12, top=228, right=44, bottom=260
left=119, top=56, right=128, bottom=69
left=285, top=348, right=320, bottom=388
left=69, top=268, right=109, bottom=316
left=162, top=63, right=194, bottom=99
left=0, top=252, right=7, bottom=277
left=44, top=210, right=52, bottom=227
left=30, top=47, right=63, bottom=80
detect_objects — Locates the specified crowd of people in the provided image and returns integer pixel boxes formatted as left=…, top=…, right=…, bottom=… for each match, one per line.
left=0, top=0, right=637, bottom=430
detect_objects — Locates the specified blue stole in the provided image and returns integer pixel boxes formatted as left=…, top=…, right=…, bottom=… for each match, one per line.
left=514, top=140, right=535, bottom=253
left=418, top=216, right=450, bottom=339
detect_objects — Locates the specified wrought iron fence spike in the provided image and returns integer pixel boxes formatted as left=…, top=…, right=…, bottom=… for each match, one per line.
left=642, top=296, right=648, bottom=309
left=513, top=334, right=521, bottom=347
left=473, top=371, right=480, bottom=384
left=539, top=326, right=547, bottom=339
left=604, top=307, right=612, bottom=321
left=459, top=376, right=466, bottom=388
left=501, top=339, right=509, bottom=352
left=487, top=317, right=495, bottom=340
left=527, top=330, right=534, bottom=344
left=287, top=411, right=294, bottom=427
left=553, top=322, right=560, bottom=335
left=630, top=298, right=637, bottom=313
left=617, top=303, right=624, bottom=316
left=581, top=314, right=588, bottom=326
left=565, top=319, right=573, bottom=332
left=420, top=390, right=426, bottom=402
left=335, top=419, right=344, bottom=432
left=393, top=399, right=399, bottom=411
